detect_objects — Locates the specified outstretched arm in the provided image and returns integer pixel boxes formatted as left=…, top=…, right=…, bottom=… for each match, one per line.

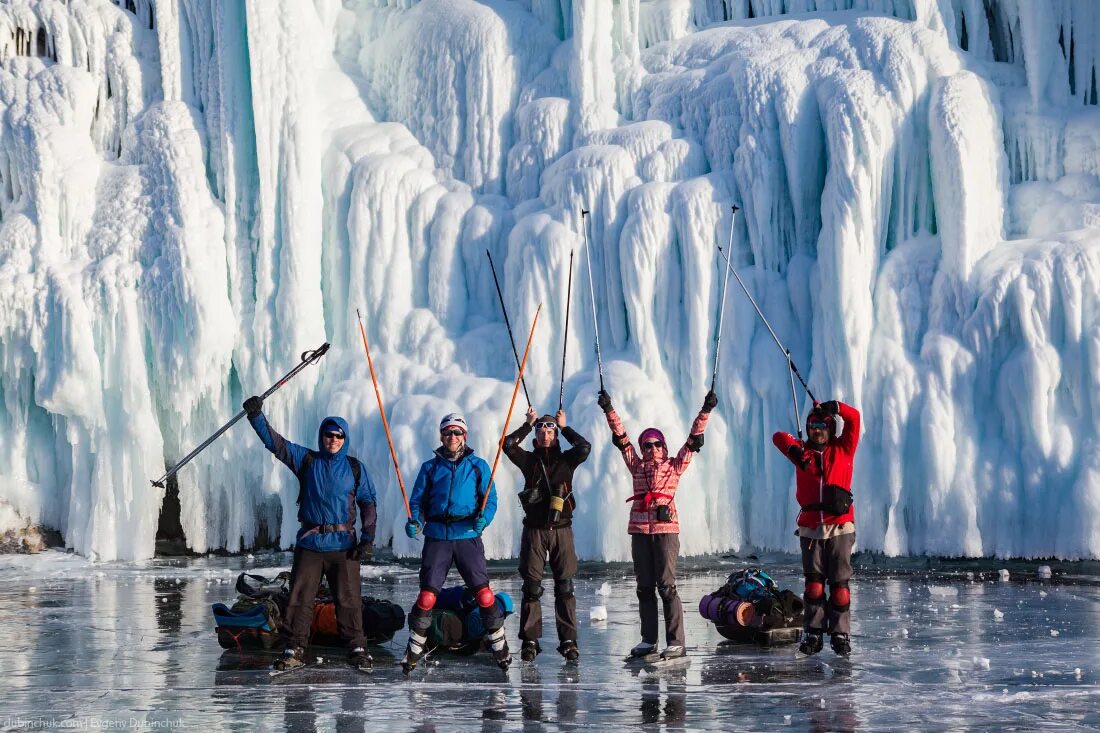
left=671, top=391, right=716, bottom=473
left=822, top=400, right=861, bottom=455
left=603, top=401, right=640, bottom=472
left=503, top=419, right=533, bottom=472
left=246, top=403, right=310, bottom=474
left=556, top=410, right=591, bottom=466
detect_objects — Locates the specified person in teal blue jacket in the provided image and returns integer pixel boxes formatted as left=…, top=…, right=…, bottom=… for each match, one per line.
left=244, top=395, right=376, bottom=671
left=401, top=413, right=511, bottom=673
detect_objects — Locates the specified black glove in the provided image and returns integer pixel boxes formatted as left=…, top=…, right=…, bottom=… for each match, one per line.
left=787, top=444, right=809, bottom=470
left=597, top=390, right=613, bottom=413
left=819, top=400, right=840, bottom=415
left=702, top=390, right=718, bottom=413
left=687, top=433, right=704, bottom=452
left=243, top=395, right=263, bottom=417
left=354, top=540, right=373, bottom=563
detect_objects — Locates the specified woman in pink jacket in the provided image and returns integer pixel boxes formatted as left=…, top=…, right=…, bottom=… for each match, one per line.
left=598, top=388, right=716, bottom=661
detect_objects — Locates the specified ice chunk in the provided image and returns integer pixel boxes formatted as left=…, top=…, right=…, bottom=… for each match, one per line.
left=928, top=585, right=958, bottom=597
left=994, top=609, right=1004, bottom=620
left=972, top=657, right=991, bottom=670
left=596, top=582, right=611, bottom=597
left=1037, top=566, right=1052, bottom=579
left=1050, top=629, right=1060, bottom=637
left=999, top=570, right=1010, bottom=581
left=1039, top=590, right=1048, bottom=598
left=589, top=605, right=608, bottom=622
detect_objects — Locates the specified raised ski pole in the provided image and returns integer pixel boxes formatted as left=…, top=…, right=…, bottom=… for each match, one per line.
left=580, top=210, right=605, bottom=391
left=356, top=309, right=412, bottom=519
left=558, top=250, right=574, bottom=412
left=709, top=206, right=738, bottom=392
left=715, top=226, right=818, bottom=406
left=486, top=250, right=532, bottom=408
left=482, top=304, right=542, bottom=514
left=151, top=343, right=330, bottom=488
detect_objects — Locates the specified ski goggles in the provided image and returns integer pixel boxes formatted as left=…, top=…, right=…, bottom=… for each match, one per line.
left=322, top=431, right=345, bottom=440
left=642, top=440, right=665, bottom=450
left=806, top=420, right=830, bottom=430
left=535, top=421, right=558, bottom=430
left=440, top=428, right=467, bottom=437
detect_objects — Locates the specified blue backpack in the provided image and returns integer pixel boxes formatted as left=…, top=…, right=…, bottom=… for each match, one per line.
left=724, top=568, right=779, bottom=601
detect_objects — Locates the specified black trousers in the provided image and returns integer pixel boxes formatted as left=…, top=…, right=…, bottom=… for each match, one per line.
left=283, top=546, right=365, bottom=649
left=517, top=526, right=578, bottom=645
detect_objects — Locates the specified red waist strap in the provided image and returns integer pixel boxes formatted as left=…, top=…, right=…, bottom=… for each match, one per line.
left=626, top=491, right=673, bottom=507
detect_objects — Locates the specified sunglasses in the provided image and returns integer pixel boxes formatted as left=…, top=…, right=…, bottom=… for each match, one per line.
left=535, top=421, right=558, bottom=430
left=322, top=431, right=345, bottom=440
left=441, top=428, right=466, bottom=438
left=806, top=420, right=830, bottom=430
left=642, top=440, right=664, bottom=450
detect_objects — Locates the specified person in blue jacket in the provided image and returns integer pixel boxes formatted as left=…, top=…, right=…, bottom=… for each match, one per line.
left=243, top=395, right=377, bottom=672
left=400, top=413, right=512, bottom=673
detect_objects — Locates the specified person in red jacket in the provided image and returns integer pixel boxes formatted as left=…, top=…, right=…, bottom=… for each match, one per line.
left=598, top=388, right=716, bottom=661
left=772, top=399, right=860, bottom=656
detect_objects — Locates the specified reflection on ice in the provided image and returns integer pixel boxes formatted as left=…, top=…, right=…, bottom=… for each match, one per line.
left=0, top=551, right=1097, bottom=730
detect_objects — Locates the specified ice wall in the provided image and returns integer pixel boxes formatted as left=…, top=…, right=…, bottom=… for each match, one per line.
left=0, top=0, right=1096, bottom=561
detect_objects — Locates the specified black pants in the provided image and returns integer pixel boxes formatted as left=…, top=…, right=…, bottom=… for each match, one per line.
left=283, top=546, right=365, bottom=649
left=631, top=533, right=683, bottom=646
left=518, top=526, right=578, bottom=645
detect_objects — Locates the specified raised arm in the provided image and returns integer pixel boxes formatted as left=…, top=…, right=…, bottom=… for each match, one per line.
left=503, top=412, right=533, bottom=472
left=670, top=390, right=716, bottom=473
left=823, top=400, right=861, bottom=455
left=556, top=410, right=591, bottom=466
left=772, top=430, right=808, bottom=469
left=244, top=397, right=309, bottom=474
left=600, top=391, right=639, bottom=471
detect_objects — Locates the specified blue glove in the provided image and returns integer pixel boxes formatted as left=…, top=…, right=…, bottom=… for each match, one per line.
left=405, top=520, right=420, bottom=539
left=473, top=516, right=487, bottom=535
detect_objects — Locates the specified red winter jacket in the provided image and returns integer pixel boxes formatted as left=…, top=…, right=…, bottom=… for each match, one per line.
left=772, top=402, right=860, bottom=529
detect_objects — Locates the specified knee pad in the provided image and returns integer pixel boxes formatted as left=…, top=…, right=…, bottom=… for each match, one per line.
left=636, top=585, right=656, bottom=600
left=554, top=578, right=575, bottom=600
left=415, top=590, right=437, bottom=611
left=522, top=580, right=544, bottom=602
left=830, top=581, right=850, bottom=610
left=657, top=584, right=678, bottom=602
left=804, top=581, right=825, bottom=601
left=476, top=585, right=496, bottom=608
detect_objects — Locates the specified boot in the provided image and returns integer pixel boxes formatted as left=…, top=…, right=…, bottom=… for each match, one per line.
left=558, top=640, right=580, bottom=663
left=487, top=627, right=512, bottom=670
left=660, top=645, right=685, bottom=661
left=830, top=633, right=851, bottom=656
left=520, top=640, right=540, bottom=663
left=349, top=647, right=372, bottom=672
left=273, top=646, right=306, bottom=671
left=799, top=631, right=823, bottom=656
left=629, top=641, right=657, bottom=658
left=401, top=630, right=428, bottom=675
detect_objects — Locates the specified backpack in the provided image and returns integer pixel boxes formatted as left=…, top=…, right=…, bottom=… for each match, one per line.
left=295, top=452, right=362, bottom=507
left=722, top=568, right=779, bottom=601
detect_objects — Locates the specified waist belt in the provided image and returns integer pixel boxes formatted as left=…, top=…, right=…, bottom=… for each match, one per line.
left=626, top=491, right=673, bottom=508
left=302, top=522, right=353, bottom=534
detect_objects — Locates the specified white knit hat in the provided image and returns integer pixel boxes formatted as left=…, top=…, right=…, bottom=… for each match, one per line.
left=439, top=413, right=468, bottom=433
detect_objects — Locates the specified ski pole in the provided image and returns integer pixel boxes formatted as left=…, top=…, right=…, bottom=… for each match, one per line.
left=787, top=353, right=803, bottom=442
left=482, top=304, right=542, bottom=514
left=151, top=343, right=330, bottom=488
left=709, top=206, right=738, bottom=392
left=356, top=309, right=412, bottom=519
left=715, top=231, right=818, bottom=405
left=580, top=210, right=605, bottom=391
left=558, top=250, right=574, bottom=412
left=486, top=250, right=531, bottom=408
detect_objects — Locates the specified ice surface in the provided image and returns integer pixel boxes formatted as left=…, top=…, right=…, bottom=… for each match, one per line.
left=0, top=1, right=1097, bottom=561
left=0, top=551, right=1097, bottom=729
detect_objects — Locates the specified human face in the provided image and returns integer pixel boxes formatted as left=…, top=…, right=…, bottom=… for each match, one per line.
left=321, top=430, right=345, bottom=455
left=641, top=439, right=665, bottom=460
left=806, top=419, right=830, bottom=446
left=440, top=427, right=467, bottom=454
left=534, top=421, right=557, bottom=448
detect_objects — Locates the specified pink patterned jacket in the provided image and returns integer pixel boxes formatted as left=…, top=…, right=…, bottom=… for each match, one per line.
left=604, top=408, right=710, bottom=535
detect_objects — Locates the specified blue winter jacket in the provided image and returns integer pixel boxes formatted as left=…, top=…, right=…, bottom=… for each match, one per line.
left=248, top=412, right=377, bottom=553
left=409, top=446, right=497, bottom=540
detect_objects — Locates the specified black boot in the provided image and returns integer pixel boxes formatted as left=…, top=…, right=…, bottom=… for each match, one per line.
left=349, top=647, right=372, bottom=672
left=487, top=627, right=512, bottom=670
left=830, top=633, right=851, bottom=656
left=273, top=646, right=306, bottom=671
left=401, top=630, right=428, bottom=675
left=558, top=640, right=580, bottom=663
left=799, top=631, right=823, bottom=656
left=520, top=640, right=540, bottom=662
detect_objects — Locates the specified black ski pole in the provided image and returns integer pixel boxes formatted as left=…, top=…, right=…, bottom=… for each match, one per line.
left=580, top=210, right=605, bottom=391
left=150, top=343, right=330, bottom=488
left=558, top=250, right=574, bottom=412
left=715, top=232, right=817, bottom=405
left=709, top=206, right=738, bottom=392
left=486, top=249, right=532, bottom=408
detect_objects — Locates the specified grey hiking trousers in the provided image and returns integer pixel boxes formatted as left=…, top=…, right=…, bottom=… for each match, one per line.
left=631, top=533, right=684, bottom=647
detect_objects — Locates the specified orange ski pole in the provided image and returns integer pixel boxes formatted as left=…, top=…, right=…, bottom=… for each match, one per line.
left=356, top=309, right=411, bottom=519
left=482, top=304, right=542, bottom=514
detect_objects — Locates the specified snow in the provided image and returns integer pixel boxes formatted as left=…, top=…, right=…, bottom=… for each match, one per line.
left=0, top=1, right=1097, bottom=561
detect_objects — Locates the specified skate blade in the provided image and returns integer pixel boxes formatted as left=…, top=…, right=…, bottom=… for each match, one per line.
left=623, top=652, right=661, bottom=665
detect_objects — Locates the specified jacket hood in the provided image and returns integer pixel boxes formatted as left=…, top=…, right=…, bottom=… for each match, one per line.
left=317, top=416, right=351, bottom=455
